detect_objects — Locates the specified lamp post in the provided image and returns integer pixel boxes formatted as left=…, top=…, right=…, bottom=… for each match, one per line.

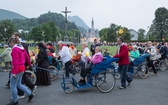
left=4, top=28, right=7, bottom=44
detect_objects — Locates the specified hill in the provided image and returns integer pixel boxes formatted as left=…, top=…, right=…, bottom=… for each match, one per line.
left=0, top=9, right=26, bottom=21
left=0, top=9, right=87, bottom=34
left=68, top=16, right=90, bottom=30
left=12, top=11, right=78, bottom=31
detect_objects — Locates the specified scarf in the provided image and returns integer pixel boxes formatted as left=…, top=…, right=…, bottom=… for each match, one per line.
left=60, top=44, right=67, bottom=50
left=70, top=46, right=75, bottom=50
left=117, top=43, right=124, bottom=54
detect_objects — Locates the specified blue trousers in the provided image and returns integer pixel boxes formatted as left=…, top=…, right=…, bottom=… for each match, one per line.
left=118, top=65, right=133, bottom=88
left=10, top=72, right=31, bottom=102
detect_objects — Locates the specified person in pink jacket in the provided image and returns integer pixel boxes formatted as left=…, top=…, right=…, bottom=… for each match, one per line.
left=78, top=46, right=103, bottom=85
left=7, top=37, right=34, bottom=105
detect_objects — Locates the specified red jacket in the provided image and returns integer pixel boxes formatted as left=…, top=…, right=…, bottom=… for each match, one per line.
left=113, top=44, right=130, bottom=66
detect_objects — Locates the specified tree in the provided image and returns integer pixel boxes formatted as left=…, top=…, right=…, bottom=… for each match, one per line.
left=99, top=28, right=109, bottom=41
left=68, top=29, right=81, bottom=43
left=117, top=27, right=131, bottom=41
left=153, top=7, right=168, bottom=40
left=99, top=23, right=131, bottom=42
left=30, top=26, right=43, bottom=42
left=0, top=20, right=16, bottom=43
left=138, top=28, right=145, bottom=41
left=30, top=21, right=61, bottom=42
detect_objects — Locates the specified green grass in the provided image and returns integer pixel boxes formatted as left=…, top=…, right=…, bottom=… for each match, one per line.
left=0, top=48, right=4, bottom=54
left=29, top=47, right=36, bottom=51
left=0, top=46, right=117, bottom=56
left=76, top=45, right=117, bottom=56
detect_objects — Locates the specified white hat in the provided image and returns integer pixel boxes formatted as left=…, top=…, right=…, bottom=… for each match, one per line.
left=58, top=41, right=64, bottom=45
left=132, top=45, right=137, bottom=48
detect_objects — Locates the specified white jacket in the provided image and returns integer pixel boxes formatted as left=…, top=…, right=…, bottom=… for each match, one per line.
left=144, top=46, right=156, bottom=60
left=81, top=47, right=90, bottom=62
left=58, top=46, right=71, bottom=63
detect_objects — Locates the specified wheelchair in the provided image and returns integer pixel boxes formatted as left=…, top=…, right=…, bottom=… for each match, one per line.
left=128, top=54, right=150, bottom=79
left=61, top=57, right=118, bottom=93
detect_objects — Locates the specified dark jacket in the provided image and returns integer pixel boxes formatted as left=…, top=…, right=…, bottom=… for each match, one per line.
left=36, top=43, right=49, bottom=68
left=90, top=43, right=100, bottom=55
left=21, top=42, right=30, bottom=66
left=160, top=46, right=168, bottom=58
left=21, top=42, right=29, bottom=56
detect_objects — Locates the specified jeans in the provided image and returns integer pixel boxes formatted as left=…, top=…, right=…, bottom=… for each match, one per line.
left=18, top=73, right=35, bottom=96
left=10, top=72, right=31, bottom=102
left=118, top=65, right=133, bottom=88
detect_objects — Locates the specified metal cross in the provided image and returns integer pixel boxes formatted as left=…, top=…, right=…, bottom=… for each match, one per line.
left=61, top=7, right=71, bottom=40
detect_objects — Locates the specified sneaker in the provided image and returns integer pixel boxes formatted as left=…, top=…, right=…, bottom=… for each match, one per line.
left=28, top=94, right=34, bottom=102
left=78, top=79, right=86, bottom=85
left=32, top=85, right=37, bottom=93
left=119, top=86, right=126, bottom=89
left=152, top=73, right=157, bottom=76
left=18, top=95, right=25, bottom=99
left=7, top=101, right=18, bottom=105
left=6, top=83, right=10, bottom=87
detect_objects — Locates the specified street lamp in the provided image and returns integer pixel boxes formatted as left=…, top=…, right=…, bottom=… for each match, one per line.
left=4, top=28, right=7, bottom=44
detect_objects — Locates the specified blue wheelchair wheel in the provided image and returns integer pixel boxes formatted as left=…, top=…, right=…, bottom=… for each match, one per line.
left=96, top=71, right=116, bottom=93
left=48, top=66, right=59, bottom=81
left=64, top=82, right=74, bottom=94
left=25, top=70, right=37, bottom=84
left=159, top=60, right=167, bottom=71
left=137, top=64, right=148, bottom=79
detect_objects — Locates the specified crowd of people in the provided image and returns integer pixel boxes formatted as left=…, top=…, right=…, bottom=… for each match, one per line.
left=1, top=32, right=168, bottom=105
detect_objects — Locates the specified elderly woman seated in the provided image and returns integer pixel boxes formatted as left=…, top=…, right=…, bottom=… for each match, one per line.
left=129, top=45, right=140, bottom=62
left=78, top=46, right=103, bottom=85
left=0, top=45, right=12, bottom=69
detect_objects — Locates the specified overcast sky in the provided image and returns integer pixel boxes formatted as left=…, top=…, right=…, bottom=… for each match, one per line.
left=0, top=0, right=168, bottom=31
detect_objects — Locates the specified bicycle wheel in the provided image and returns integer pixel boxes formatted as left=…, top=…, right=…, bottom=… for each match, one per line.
left=25, top=70, right=37, bottom=84
left=64, top=82, right=74, bottom=94
left=159, top=60, right=167, bottom=71
left=48, top=66, right=59, bottom=81
left=96, top=71, right=116, bottom=93
left=137, top=64, right=148, bottom=79
left=59, top=61, right=64, bottom=70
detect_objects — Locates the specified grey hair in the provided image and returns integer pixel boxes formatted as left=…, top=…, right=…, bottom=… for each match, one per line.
left=82, top=42, right=88, bottom=47
left=95, top=46, right=102, bottom=52
left=58, top=41, right=64, bottom=45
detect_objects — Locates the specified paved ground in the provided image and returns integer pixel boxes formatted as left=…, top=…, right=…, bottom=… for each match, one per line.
left=0, top=70, right=168, bottom=105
